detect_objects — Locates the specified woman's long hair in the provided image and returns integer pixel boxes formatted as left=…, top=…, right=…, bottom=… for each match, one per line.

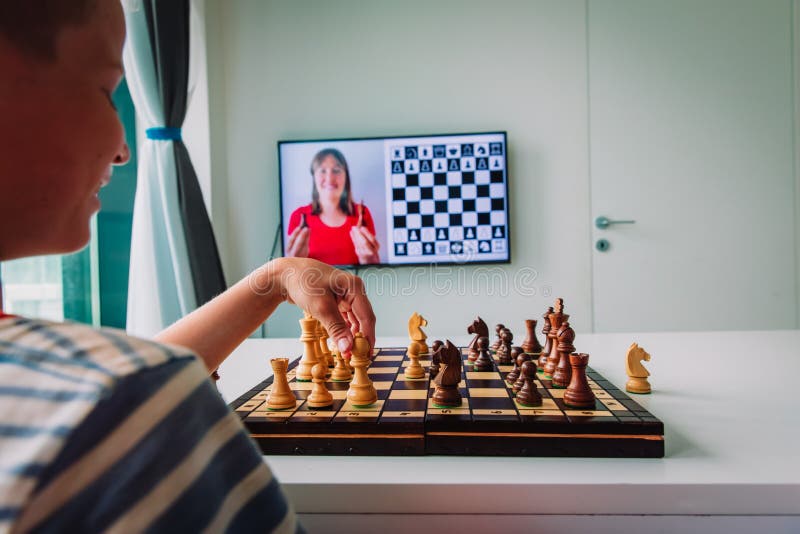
left=310, top=148, right=353, bottom=215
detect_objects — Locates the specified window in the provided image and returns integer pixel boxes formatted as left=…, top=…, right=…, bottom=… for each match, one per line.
left=0, top=256, right=64, bottom=321
left=0, top=81, right=137, bottom=327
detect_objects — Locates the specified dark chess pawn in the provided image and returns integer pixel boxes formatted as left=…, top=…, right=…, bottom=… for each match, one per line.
left=512, top=362, right=527, bottom=393
left=515, top=361, right=543, bottom=407
left=473, top=337, right=494, bottom=371
left=505, top=348, right=529, bottom=384
left=430, top=340, right=444, bottom=379
left=491, top=323, right=505, bottom=352
left=497, top=328, right=514, bottom=365
left=494, top=328, right=507, bottom=360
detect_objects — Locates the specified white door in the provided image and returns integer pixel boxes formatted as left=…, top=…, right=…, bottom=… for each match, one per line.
left=589, top=0, right=797, bottom=332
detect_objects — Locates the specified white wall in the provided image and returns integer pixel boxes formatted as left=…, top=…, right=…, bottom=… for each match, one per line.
left=587, top=0, right=797, bottom=332
left=204, top=0, right=593, bottom=338
left=794, top=0, right=800, bottom=328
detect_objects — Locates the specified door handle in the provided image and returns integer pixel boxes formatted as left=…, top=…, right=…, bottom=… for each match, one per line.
left=595, top=216, right=636, bottom=230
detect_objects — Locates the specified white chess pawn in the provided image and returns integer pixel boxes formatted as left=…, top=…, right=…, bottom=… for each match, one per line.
left=405, top=343, right=425, bottom=380
left=306, top=356, right=333, bottom=408
left=330, top=343, right=353, bottom=382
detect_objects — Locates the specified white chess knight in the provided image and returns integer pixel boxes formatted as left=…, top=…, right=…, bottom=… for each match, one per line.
left=625, top=343, right=652, bottom=394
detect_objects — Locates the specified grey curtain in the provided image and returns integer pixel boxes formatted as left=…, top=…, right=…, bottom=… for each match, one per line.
left=143, top=0, right=226, bottom=307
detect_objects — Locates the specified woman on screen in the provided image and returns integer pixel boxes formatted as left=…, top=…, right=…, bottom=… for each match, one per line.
left=286, top=148, right=380, bottom=265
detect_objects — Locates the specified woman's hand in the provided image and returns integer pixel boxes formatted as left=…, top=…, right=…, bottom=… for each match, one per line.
left=350, top=226, right=380, bottom=264
left=285, top=224, right=310, bottom=257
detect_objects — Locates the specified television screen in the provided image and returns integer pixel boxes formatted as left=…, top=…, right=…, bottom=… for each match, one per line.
left=278, top=131, right=510, bottom=267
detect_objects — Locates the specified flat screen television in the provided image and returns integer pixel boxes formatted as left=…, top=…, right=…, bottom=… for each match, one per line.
left=278, top=131, right=510, bottom=268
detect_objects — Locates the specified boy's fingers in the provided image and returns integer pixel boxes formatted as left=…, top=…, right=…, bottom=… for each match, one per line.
left=348, top=294, right=376, bottom=349
left=313, top=298, right=353, bottom=354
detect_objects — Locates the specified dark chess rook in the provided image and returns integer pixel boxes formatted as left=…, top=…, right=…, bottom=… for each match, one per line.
left=229, top=346, right=665, bottom=458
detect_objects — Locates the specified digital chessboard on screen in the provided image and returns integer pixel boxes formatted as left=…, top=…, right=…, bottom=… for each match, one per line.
left=385, top=132, right=509, bottom=264
left=229, top=347, right=664, bottom=458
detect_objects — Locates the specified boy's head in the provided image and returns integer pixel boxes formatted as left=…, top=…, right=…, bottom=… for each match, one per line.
left=0, top=1, right=98, bottom=60
left=0, top=0, right=130, bottom=261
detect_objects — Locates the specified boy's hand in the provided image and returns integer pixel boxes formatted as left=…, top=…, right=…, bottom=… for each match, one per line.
left=253, top=258, right=376, bottom=352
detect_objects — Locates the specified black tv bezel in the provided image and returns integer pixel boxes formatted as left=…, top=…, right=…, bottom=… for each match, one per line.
left=277, top=130, right=512, bottom=269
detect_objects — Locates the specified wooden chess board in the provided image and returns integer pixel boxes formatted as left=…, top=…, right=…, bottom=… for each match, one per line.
left=386, top=134, right=510, bottom=264
left=229, top=347, right=664, bottom=458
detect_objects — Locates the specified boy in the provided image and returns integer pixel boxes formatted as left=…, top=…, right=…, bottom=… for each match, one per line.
left=0, top=1, right=375, bottom=531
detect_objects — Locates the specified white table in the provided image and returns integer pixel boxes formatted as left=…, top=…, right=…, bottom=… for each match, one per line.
left=218, top=331, right=800, bottom=533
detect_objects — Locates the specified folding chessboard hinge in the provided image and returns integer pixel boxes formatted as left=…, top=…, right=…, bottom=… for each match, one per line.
left=250, top=433, right=425, bottom=439
left=426, top=432, right=664, bottom=441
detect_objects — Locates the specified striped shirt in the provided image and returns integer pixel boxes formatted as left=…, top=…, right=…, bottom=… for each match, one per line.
left=0, top=316, right=300, bottom=533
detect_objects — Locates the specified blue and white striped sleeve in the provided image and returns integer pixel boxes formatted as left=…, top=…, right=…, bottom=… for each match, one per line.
left=12, top=356, right=302, bottom=533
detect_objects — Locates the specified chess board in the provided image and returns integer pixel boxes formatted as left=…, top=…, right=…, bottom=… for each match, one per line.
left=229, top=347, right=665, bottom=458
left=385, top=132, right=510, bottom=264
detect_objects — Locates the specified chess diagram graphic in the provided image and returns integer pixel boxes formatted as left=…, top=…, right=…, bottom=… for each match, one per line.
left=384, top=135, right=510, bottom=264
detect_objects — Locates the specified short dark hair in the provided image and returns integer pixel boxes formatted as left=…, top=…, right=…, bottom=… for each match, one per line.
left=0, top=0, right=97, bottom=60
